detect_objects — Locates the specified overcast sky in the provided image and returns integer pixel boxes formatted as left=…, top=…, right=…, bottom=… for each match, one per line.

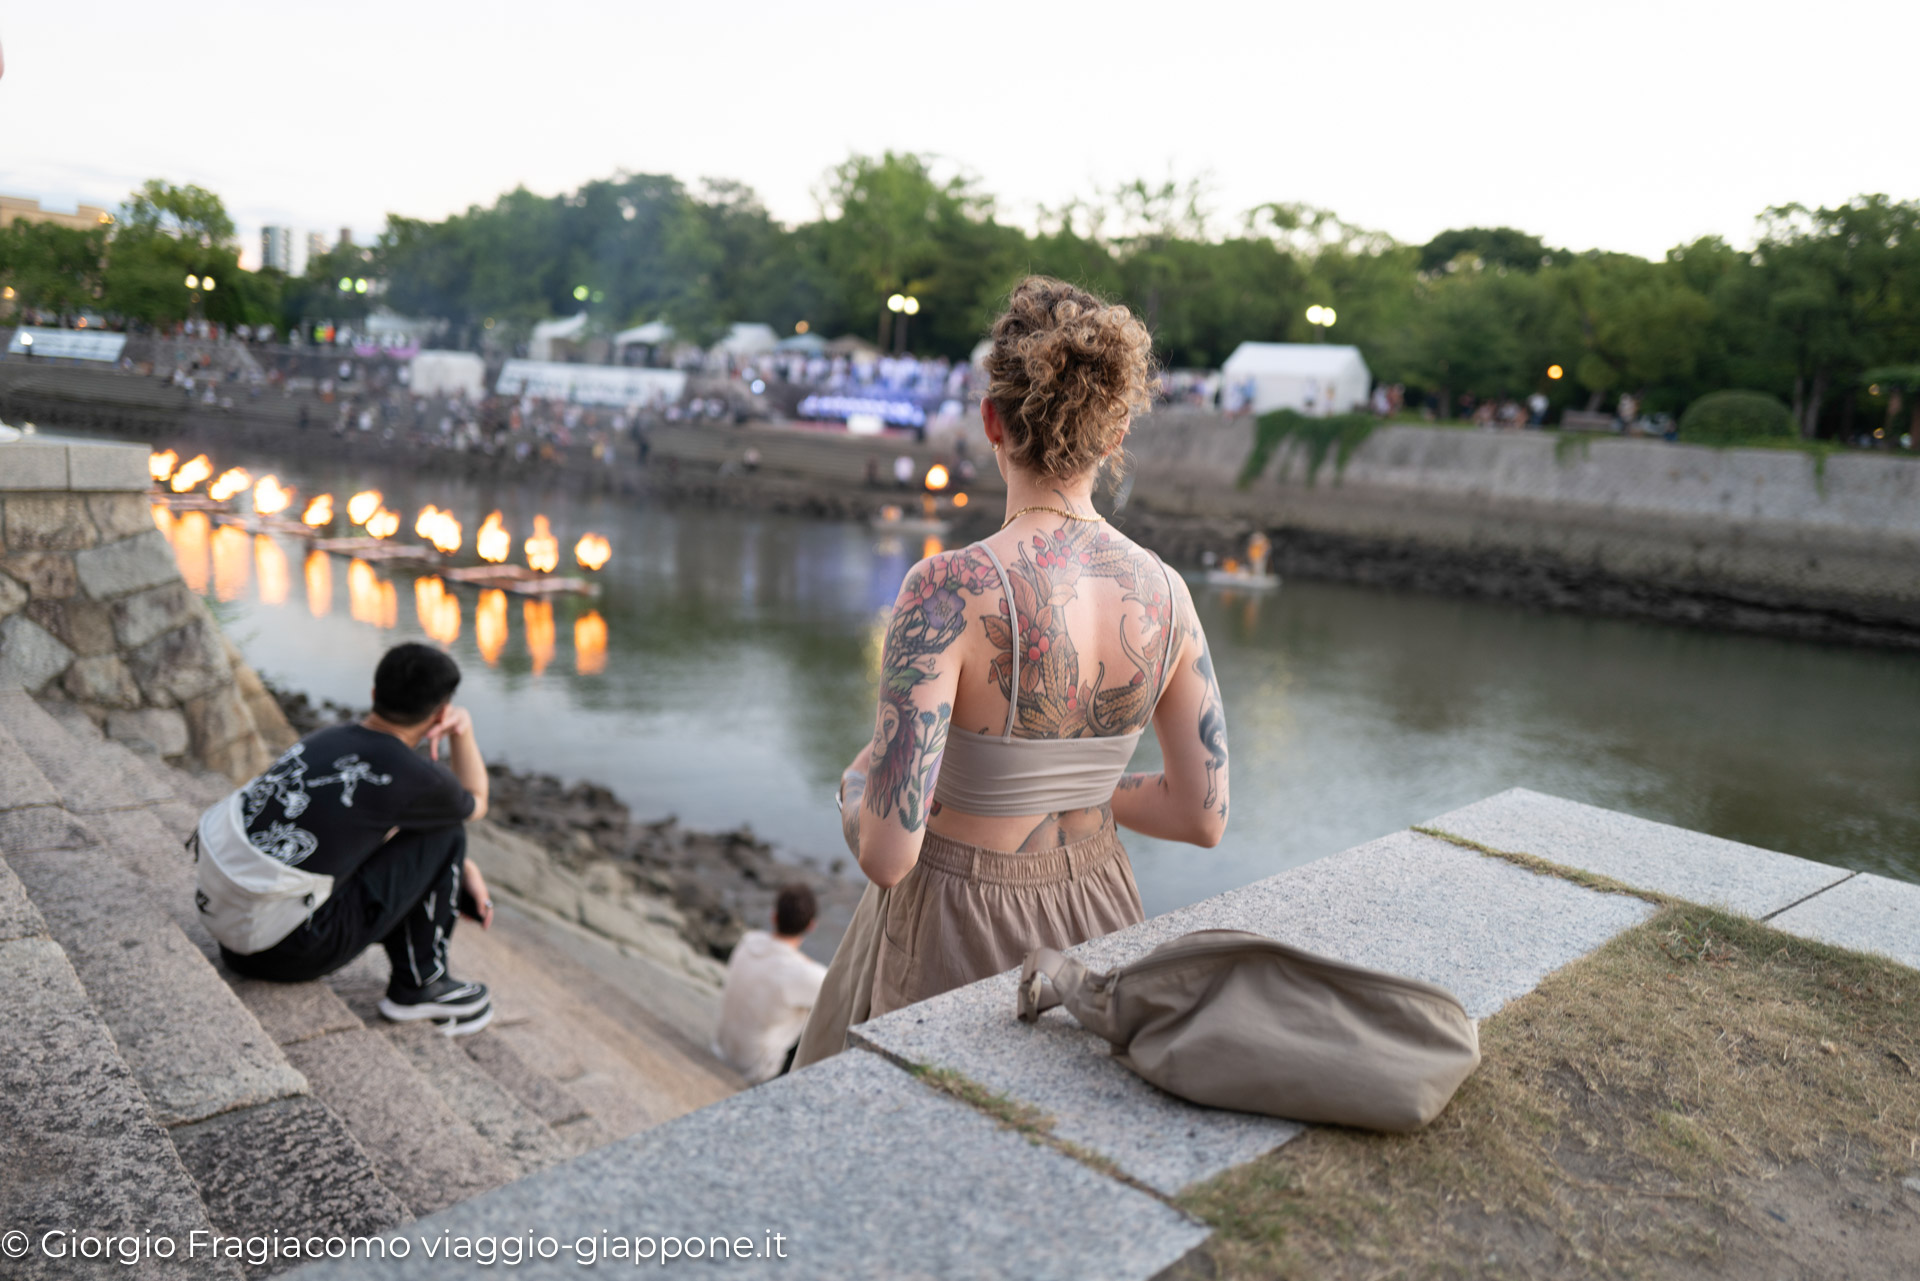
left=3, top=1, right=1914, bottom=269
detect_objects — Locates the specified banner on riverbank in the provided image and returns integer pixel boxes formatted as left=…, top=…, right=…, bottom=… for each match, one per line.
left=7, top=326, right=127, bottom=362
left=495, top=359, right=688, bottom=407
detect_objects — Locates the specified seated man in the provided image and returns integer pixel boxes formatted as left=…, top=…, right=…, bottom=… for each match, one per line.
left=712, top=884, right=827, bottom=1083
left=202, top=643, right=497, bottom=1035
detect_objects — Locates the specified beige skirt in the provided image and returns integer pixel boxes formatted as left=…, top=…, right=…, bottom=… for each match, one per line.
left=793, top=818, right=1144, bottom=1069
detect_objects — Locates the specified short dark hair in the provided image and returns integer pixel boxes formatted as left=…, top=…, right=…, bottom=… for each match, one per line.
left=372, top=643, right=461, bottom=725
left=774, top=883, right=817, bottom=937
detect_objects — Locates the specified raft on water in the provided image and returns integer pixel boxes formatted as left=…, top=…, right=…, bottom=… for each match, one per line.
left=442, top=564, right=598, bottom=597
left=309, top=536, right=434, bottom=563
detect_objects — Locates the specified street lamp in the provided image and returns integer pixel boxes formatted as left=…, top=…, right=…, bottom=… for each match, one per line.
left=1546, top=364, right=1564, bottom=381
left=1305, top=304, right=1336, bottom=340
left=887, top=293, right=920, bottom=353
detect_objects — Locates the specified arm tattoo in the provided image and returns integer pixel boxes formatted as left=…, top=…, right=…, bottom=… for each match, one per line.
left=840, top=771, right=867, bottom=856
left=1114, top=772, right=1168, bottom=793
left=1194, top=648, right=1229, bottom=818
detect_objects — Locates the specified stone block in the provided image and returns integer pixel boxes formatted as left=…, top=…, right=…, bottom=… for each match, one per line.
left=0, top=551, right=78, bottom=598
left=65, top=440, right=151, bottom=492
left=171, top=1097, right=408, bottom=1267
left=184, top=684, right=257, bottom=754
left=0, top=936, right=236, bottom=1281
left=0, top=803, right=94, bottom=855
left=0, top=719, right=61, bottom=811
left=204, top=731, right=271, bottom=783
left=231, top=656, right=298, bottom=750
left=297, top=1049, right=1210, bottom=1281
left=127, top=616, right=232, bottom=706
left=8, top=840, right=308, bottom=1126
left=224, top=975, right=362, bottom=1046
left=0, top=613, right=75, bottom=693
left=855, top=831, right=1655, bottom=1196
left=3, top=493, right=97, bottom=551
left=88, top=491, right=161, bottom=542
left=26, top=595, right=116, bottom=655
left=108, top=706, right=191, bottom=758
left=0, top=855, right=48, bottom=941
left=284, top=1028, right=516, bottom=1216
left=384, top=1022, right=573, bottom=1178
left=1423, top=788, right=1852, bottom=917
left=0, top=567, right=26, bottom=618
left=73, top=529, right=179, bottom=601
left=1769, top=873, right=1920, bottom=970
left=460, top=1033, right=591, bottom=1127
left=0, top=441, right=68, bottom=489
left=110, top=581, right=199, bottom=649
left=63, top=653, right=144, bottom=709
left=0, top=687, right=154, bottom=813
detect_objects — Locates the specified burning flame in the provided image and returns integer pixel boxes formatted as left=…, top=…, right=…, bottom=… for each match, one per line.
left=212, top=524, right=251, bottom=601
left=524, top=598, right=555, bottom=674
left=414, top=576, right=461, bottom=645
left=149, top=449, right=178, bottom=483
left=209, top=468, right=252, bottom=503
left=924, top=464, right=950, bottom=491
left=524, top=515, right=559, bottom=573
left=415, top=506, right=463, bottom=555
left=475, top=589, right=508, bottom=665
left=348, top=559, right=397, bottom=628
left=255, top=535, right=289, bottom=606
left=365, top=507, right=401, bottom=540
left=573, top=533, right=611, bottom=572
left=302, top=494, right=334, bottom=526
left=253, top=475, right=294, bottom=517
left=305, top=549, right=332, bottom=618
left=574, top=610, right=608, bottom=675
left=170, top=510, right=210, bottom=593
left=347, top=490, right=383, bottom=526
left=477, top=511, right=510, bottom=564
left=169, top=454, right=213, bottom=493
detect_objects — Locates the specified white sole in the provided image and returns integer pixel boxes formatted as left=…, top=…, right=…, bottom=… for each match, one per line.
left=378, top=991, right=489, bottom=1022
left=438, top=1005, right=495, bottom=1037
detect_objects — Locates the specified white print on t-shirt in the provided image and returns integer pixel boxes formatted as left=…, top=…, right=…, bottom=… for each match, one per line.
left=250, top=820, right=320, bottom=866
left=242, top=741, right=395, bottom=832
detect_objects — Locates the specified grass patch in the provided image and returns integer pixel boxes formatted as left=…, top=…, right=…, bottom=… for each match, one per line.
left=909, top=1062, right=1132, bottom=1184
left=1239, top=410, right=1378, bottom=488
left=1179, top=905, right=1920, bottom=1279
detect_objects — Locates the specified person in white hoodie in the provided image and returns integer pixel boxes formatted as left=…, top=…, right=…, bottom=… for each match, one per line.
left=713, top=885, right=827, bottom=1083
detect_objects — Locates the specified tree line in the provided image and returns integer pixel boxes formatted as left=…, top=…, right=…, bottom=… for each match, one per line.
left=3, top=157, right=1917, bottom=440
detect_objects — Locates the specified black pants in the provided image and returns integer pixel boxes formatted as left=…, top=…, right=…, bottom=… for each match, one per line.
left=223, top=826, right=466, bottom=988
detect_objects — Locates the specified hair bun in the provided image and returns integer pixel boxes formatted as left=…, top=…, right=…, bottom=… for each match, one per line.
left=985, top=277, right=1156, bottom=480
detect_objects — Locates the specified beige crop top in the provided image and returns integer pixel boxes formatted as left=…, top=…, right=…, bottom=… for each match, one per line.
left=931, top=541, right=1180, bottom=817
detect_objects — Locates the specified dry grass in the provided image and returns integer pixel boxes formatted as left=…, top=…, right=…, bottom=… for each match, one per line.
left=1178, top=906, right=1920, bottom=1279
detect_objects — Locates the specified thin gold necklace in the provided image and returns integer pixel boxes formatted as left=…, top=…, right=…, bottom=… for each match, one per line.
left=1001, top=505, right=1105, bottom=530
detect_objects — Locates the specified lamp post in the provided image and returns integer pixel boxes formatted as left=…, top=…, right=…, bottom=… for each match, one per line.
left=185, top=273, right=216, bottom=331
left=887, top=292, right=919, bottom=354
left=1304, top=304, right=1336, bottom=342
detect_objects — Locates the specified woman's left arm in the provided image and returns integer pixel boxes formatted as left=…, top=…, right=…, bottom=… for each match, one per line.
left=855, top=551, right=980, bottom=887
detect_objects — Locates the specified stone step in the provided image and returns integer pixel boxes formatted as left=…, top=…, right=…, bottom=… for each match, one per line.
left=280, top=1026, right=516, bottom=1217
left=0, top=934, right=242, bottom=1281
left=0, top=688, right=175, bottom=813
left=8, top=826, right=308, bottom=1127
left=380, top=1022, right=575, bottom=1179
left=0, top=851, right=48, bottom=943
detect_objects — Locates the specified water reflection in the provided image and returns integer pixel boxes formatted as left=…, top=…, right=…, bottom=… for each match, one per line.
left=255, top=535, right=290, bottom=606
left=414, top=576, right=461, bottom=646
left=305, top=550, right=332, bottom=618
left=475, top=589, right=508, bottom=665
left=575, top=610, right=608, bottom=675
left=524, top=599, right=555, bottom=675
left=348, top=559, right=397, bottom=629
left=173, top=510, right=210, bottom=595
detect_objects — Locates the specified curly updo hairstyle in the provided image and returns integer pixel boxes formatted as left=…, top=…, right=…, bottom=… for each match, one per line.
left=984, top=277, right=1157, bottom=480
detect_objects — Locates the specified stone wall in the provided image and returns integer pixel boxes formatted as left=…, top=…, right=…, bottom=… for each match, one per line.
left=0, top=435, right=294, bottom=779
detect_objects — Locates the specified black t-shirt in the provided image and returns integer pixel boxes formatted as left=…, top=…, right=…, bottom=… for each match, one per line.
left=240, top=724, right=475, bottom=882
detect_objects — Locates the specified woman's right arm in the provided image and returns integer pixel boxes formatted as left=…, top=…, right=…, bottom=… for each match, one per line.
left=1111, top=590, right=1229, bottom=847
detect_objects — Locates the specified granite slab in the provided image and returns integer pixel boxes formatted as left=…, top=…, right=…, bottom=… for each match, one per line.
left=0, top=853, right=47, bottom=941
left=1423, top=788, right=1851, bottom=918
left=0, top=715, right=61, bottom=810
left=855, top=830, right=1654, bottom=1195
left=1768, top=873, right=1920, bottom=971
left=292, top=1048, right=1209, bottom=1281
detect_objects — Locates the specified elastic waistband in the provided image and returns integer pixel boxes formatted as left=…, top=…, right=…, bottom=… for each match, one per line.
left=916, top=820, right=1126, bottom=887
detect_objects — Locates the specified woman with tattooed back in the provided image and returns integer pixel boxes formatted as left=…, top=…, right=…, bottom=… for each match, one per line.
left=796, top=278, right=1230, bottom=1065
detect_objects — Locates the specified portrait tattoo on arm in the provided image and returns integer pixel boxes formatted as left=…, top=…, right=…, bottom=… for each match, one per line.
left=1194, top=648, right=1229, bottom=818
left=840, top=771, right=867, bottom=856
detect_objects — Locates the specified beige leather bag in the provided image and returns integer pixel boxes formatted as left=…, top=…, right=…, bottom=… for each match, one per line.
left=1018, top=929, right=1480, bottom=1132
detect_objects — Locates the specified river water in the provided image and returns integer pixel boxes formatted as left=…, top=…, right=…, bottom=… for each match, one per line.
left=157, top=447, right=1920, bottom=915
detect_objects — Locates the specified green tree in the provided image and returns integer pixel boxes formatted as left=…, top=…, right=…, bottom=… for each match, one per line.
left=0, top=221, right=108, bottom=316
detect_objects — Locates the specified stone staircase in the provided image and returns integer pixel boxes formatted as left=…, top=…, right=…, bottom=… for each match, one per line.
left=0, top=686, right=740, bottom=1279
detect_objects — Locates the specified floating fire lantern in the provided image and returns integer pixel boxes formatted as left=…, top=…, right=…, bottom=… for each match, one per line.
left=924, top=464, right=950, bottom=491
left=149, top=449, right=179, bottom=483
left=477, top=511, right=511, bottom=564
left=209, top=468, right=252, bottom=503
left=573, top=533, right=611, bottom=571
left=347, top=490, right=383, bottom=526
left=524, top=515, right=559, bottom=573
left=415, top=506, right=463, bottom=555
left=365, top=507, right=401, bottom=540
left=302, top=494, right=334, bottom=526
left=169, top=454, right=213, bottom=494
left=253, top=475, right=294, bottom=517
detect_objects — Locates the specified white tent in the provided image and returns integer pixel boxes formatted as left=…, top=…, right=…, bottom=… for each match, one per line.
left=711, top=322, right=777, bottom=357
left=1220, top=343, right=1371, bottom=416
left=528, top=312, right=589, bottom=361
left=495, top=359, right=687, bottom=407
left=408, top=350, right=486, bottom=399
left=614, top=320, right=674, bottom=347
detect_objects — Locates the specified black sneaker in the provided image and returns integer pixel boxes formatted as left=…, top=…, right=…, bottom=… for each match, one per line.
left=436, top=1004, right=495, bottom=1038
left=379, top=976, right=490, bottom=1023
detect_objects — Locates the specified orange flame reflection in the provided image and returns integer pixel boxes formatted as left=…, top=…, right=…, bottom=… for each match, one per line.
left=305, top=550, right=333, bottom=618
left=524, top=515, right=559, bottom=573
left=302, top=494, right=334, bottom=526
left=149, top=449, right=179, bottom=483
left=476, top=511, right=510, bottom=564
left=365, top=507, right=401, bottom=539
left=475, top=589, right=508, bottom=665
left=209, top=467, right=252, bottom=503
left=151, top=503, right=173, bottom=534
left=347, top=559, right=397, bottom=628
left=170, top=454, right=213, bottom=494
left=212, top=524, right=250, bottom=601
left=574, top=610, right=608, bottom=675
left=255, top=535, right=289, bottom=605
left=952, top=492, right=969, bottom=508
left=524, top=598, right=555, bottom=674
left=922, top=535, right=944, bottom=561
left=347, top=490, right=382, bottom=526
left=573, top=533, right=611, bottom=571
left=171, top=510, right=210, bottom=593
left=415, top=506, right=463, bottom=555
left=413, top=576, right=461, bottom=645
left=253, top=475, right=295, bottom=516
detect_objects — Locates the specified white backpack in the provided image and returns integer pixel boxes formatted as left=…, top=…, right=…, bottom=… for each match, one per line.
left=192, top=793, right=334, bottom=955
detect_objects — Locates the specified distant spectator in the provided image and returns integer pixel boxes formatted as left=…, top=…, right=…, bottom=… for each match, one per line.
left=892, top=455, right=914, bottom=489
left=713, top=885, right=827, bottom=1083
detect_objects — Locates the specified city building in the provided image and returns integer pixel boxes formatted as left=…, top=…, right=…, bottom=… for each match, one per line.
left=0, top=194, right=115, bottom=233
left=261, top=225, right=296, bottom=274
